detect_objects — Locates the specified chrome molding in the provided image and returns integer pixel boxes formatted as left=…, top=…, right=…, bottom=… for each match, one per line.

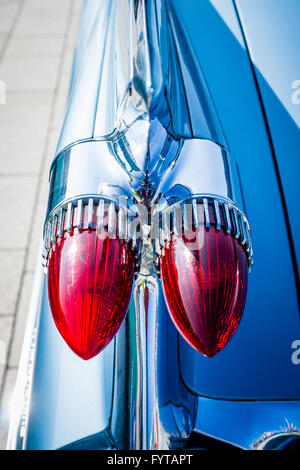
left=156, top=195, right=253, bottom=269
left=42, top=193, right=253, bottom=270
left=108, top=272, right=197, bottom=450
left=7, top=246, right=44, bottom=450
left=42, top=195, right=140, bottom=268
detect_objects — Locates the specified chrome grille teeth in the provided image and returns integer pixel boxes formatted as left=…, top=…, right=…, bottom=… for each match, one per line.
left=118, top=196, right=127, bottom=239
left=239, top=215, right=247, bottom=245
left=44, top=197, right=123, bottom=250
left=159, top=214, right=164, bottom=246
left=173, top=204, right=181, bottom=237
left=50, top=215, right=57, bottom=243
left=87, top=198, right=94, bottom=229
left=158, top=196, right=253, bottom=269
left=128, top=213, right=140, bottom=247
left=203, top=198, right=210, bottom=228
left=127, top=214, right=133, bottom=242
left=129, top=217, right=140, bottom=249
left=43, top=195, right=253, bottom=269
left=244, top=221, right=251, bottom=253
left=44, top=197, right=144, bottom=274
left=76, top=199, right=83, bottom=231
left=224, top=204, right=232, bottom=234
left=97, top=199, right=105, bottom=230
left=118, top=207, right=125, bottom=238
left=214, top=200, right=221, bottom=231
left=45, top=221, right=51, bottom=250
left=192, top=199, right=199, bottom=228
left=57, top=208, right=64, bottom=238
left=149, top=209, right=159, bottom=245
left=66, top=202, right=73, bottom=233
left=108, top=202, right=116, bottom=234
left=249, top=237, right=254, bottom=258
left=132, top=232, right=137, bottom=249
left=183, top=202, right=192, bottom=232
left=232, top=208, right=240, bottom=239
left=162, top=211, right=171, bottom=242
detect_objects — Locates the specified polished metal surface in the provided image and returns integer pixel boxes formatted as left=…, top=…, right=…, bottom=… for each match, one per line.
left=109, top=273, right=197, bottom=450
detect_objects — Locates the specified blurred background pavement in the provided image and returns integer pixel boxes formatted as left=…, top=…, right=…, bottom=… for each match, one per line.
left=0, top=0, right=82, bottom=449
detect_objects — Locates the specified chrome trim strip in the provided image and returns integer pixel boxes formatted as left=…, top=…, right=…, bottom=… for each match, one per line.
left=192, top=198, right=199, bottom=228
left=233, top=208, right=240, bottom=239
left=66, top=202, right=73, bottom=233
left=76, top=198, right=83, bottom=231
left=108, top=202, right=116, bottom=234
left=224, top=204, right=232, bottom=234
left=50, top=215, right=57, bottom=243
left=7, top=244, right=44, bottom=450
left=156, top=195, right=253, bottom=268
left=118, top=196, right=127, bottom=239
left=183, top=202, right=191, bottom=232
left=57, top=208, right=64, bottom=238
left=43, top=194, right=253, bottom=269
left=173, top=204, right=181, bottom=237
left=214, top=199, right=221, bottom=230
left=203, top=198, right=210, bottom=228
left=162, top=211, right=171, bottom=242
left=87, top=198, right=94, bottom=229
left=97, top=199, right=105, bottom=231
left=239, top=214, right=247, bottom=245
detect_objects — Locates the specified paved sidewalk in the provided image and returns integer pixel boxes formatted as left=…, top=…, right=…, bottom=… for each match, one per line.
left=0, top=0, right=82, bottom=449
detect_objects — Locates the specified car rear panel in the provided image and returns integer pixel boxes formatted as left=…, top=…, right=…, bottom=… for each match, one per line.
left=173, top=0, right=300, bottom=400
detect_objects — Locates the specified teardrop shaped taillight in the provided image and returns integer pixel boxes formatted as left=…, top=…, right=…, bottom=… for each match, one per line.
left=47, top=222, right=134, bottom=360
left=160, top=204, right=248, bottom=357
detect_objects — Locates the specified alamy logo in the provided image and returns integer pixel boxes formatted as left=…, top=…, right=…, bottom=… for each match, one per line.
left=0, top=80, right=6, bottom=105
left=291, top=80, right=300, bottom=105
left=291, top=340, right=300, bottom=365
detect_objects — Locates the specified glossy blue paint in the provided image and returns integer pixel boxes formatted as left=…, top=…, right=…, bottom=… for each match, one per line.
left=170, top=0, right=300, bottom=399
left=236, top=0, right=300, bottom=272
left=25, top=277, right=114, bottom=450
left=194, top=397, right=300, bottom=449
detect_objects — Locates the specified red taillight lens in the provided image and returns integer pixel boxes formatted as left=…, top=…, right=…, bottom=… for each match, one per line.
left=47, top=229, right=134, bottom=360
left=160, top=226, right=247, bottom=357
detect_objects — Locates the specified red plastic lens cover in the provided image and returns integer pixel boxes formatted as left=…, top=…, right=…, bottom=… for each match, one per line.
left=161, top=226, right=248, bottom=357
left=48, top=229, right=134, bottom=360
